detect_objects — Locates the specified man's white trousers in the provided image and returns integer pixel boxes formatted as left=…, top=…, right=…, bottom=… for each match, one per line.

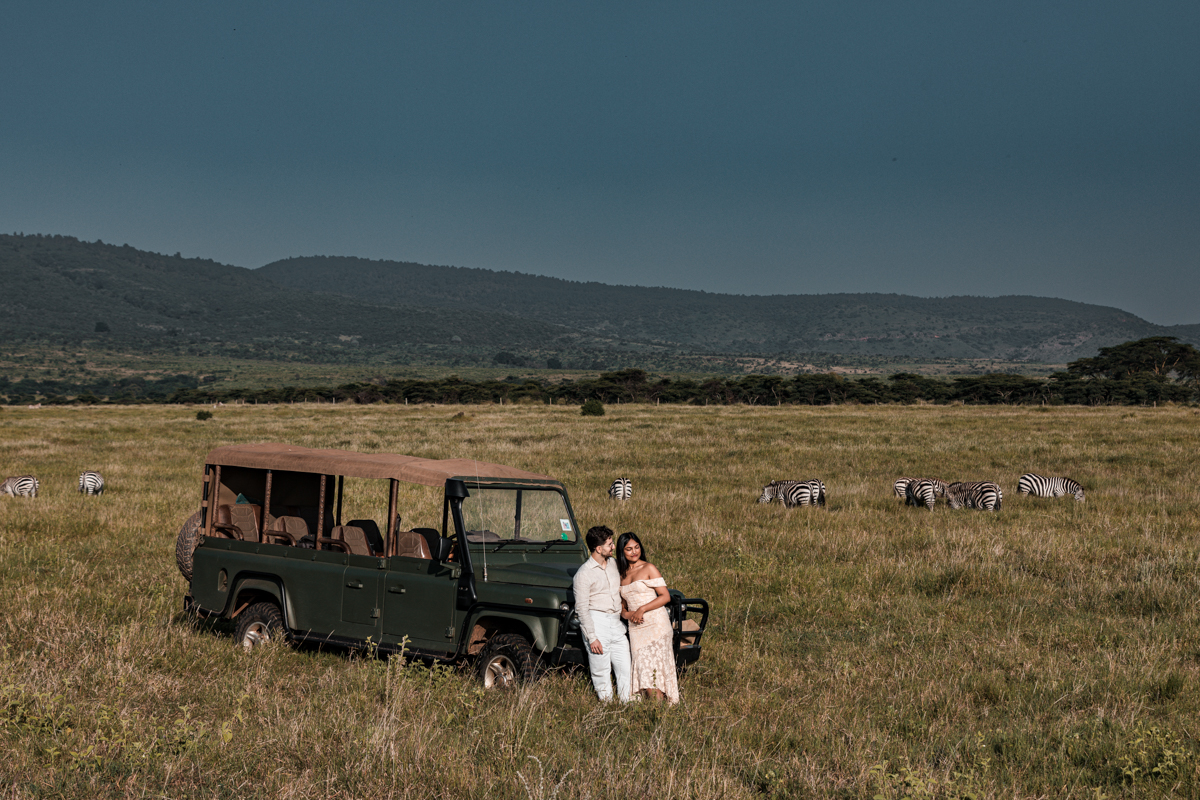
left=587, top=611, right=631, bottom=702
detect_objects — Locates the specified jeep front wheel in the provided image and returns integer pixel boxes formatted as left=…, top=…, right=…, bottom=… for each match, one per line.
left=235, top=601, right=286, bottom=651
left=478, top=633, right=536, bottom=688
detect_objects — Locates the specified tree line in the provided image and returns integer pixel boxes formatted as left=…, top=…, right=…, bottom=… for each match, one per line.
left=3, top=338, right=1197, bottom=408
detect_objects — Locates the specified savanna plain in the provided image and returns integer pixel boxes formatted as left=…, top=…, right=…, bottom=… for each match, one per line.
left=1, top=403, right=1199, bottom=799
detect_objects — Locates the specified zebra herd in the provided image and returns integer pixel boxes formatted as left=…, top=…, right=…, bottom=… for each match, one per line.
left=612, top=471, right=1081, bottom=512
left=0, top=471, right=105, bottom=498
left=894, top=472, right=1083, bottom=512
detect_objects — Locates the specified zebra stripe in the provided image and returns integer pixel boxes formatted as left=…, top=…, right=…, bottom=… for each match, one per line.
left=607, top=477, right=632, bottom=500
left=78, top=471, right=106, bottom=496
left=905, top=479, right=938, bottom=511
left=0, top=475, right=39, bottom=498
left=758, top=479, right=826, bottom=508
left=894, top=477, right=948, bottom=500
left=1017, top=473, right=1083, bottom=502
left=946, top=481, right=1002, bottom=511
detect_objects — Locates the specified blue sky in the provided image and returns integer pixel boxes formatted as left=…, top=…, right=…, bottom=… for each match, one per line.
left=3, top=2, right=1197, bottom=324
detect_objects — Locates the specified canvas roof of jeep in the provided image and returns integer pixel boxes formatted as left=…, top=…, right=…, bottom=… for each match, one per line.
left=204, top=443, right=556, bottom=488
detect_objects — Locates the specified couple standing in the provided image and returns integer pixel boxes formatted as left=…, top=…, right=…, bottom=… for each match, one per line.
left=572, top=525, right=680, bottom=704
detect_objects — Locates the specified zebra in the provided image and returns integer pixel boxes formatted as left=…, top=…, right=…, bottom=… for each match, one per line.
left=904, top=479, right=940, bottom=511
left=893, top=477, right=948, bottom=501
left=78, top=471, right=106, bottom=496
left=0, top=475, right=39, bottom=498
left=757, top=480, right=793, bottom=505
left=1017, top=473, right=1084, bottom=502
left=607, top=477, right=632, bottom=500
left=946, top=481, right=1002, bottom=511
left=758, top=479, right=826, bottom=508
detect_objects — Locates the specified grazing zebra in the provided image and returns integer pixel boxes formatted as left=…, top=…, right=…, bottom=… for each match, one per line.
left=78, top=471, right=106, bottom=496
left=904, top=479, right=939, bottom=511
left=893, top=477, right=948, bottom=501
left=607, top=477, right=632, bottom=501
left=1017, top=473, right=1084, bottom=502
left=946, top=481, right=1003, bottom=511
left=0, top=475, right=39, bottom=498
left=758, top=479, right=826, bottom=508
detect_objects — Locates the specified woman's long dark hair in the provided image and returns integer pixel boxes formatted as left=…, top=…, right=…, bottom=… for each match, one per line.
left=615, top=531, right=646, bottom=577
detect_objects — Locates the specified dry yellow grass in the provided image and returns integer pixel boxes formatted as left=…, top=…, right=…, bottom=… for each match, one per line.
left=1, top=403, right=1198, bottom=798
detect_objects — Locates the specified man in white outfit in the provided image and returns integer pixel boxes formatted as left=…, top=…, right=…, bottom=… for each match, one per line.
left=572, top=525, right=631, bottom=702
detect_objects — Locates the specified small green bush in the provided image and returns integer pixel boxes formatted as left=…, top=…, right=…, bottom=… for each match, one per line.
left=196, top=410, right=213, bottom=421
left=580, top=399, right=604, bottom=417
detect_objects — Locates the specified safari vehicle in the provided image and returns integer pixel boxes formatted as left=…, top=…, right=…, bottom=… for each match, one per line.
left=178, top=444, right=708, bottom=687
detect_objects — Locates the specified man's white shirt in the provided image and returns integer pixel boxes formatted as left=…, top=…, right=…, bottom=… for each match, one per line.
left=572, top=555, right=622, bottom=642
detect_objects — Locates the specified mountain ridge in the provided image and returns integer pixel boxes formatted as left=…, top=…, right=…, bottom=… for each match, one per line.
left=0, top=235, right=592, bottom=364
left=257, top=255, right=1199, bottom=362
left=2, top=234, right=1195, bottom=370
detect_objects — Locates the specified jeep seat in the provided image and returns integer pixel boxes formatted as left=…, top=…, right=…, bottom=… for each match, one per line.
left=333, top=525, right=376, bottom=557
left=393, top=530, right=432, bottom=560
left=411, top=527, right=441, bottom=558
left=215, top=503, right=262, bottom=541
left=265, top=515, right=308, bottom=546
left=346, top=519, right=384, bottom=556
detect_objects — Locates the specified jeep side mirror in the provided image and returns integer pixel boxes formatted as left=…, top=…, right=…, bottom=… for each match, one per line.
left=430, top=536, right=453, bottom=562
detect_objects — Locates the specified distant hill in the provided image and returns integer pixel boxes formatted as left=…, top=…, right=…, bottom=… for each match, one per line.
left=3, top=235, right=1195, bottom=371
left=0, top=235, right=596, bottom=364
left=258, top=256, right=1198, bottom=362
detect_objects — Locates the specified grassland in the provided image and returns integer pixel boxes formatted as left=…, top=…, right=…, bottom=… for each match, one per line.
left=1, top=403, right=1198, bottom=798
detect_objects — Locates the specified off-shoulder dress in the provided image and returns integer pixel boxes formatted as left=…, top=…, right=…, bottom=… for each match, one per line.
left=619, top=577, right=680, bottom=704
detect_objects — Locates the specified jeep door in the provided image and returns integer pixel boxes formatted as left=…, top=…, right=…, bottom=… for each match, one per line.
left=341, top=554, right=384, bottom=635
left=381, top=556, right=458, bottom=652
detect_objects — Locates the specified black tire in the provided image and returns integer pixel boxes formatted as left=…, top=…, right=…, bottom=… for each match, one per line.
left=234, top=601, right=286, bottom=651
left=175, top=510, right=203, bottom=582
left=477, top=633, right=536, bottom=688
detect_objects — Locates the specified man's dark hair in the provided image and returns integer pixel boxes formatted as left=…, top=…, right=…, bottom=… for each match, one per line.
left=585, top=525, right=614, bottom=552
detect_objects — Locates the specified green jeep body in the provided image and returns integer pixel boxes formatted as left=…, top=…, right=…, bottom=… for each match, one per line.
left=185, top=444, right=707, bottom=683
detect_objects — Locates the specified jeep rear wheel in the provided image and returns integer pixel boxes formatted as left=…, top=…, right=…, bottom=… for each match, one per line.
left=235, top=601, right=286, bottom=651
left=478, top=633, right=536, bottom=688
left=175, top=510, right=203, bottom=582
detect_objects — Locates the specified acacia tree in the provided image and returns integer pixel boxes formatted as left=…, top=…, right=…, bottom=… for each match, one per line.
left=1066, top=337, right=1200, bottom=382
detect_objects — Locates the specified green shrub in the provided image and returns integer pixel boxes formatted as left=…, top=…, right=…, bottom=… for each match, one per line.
left=196, top=410, right=213, bottom=421
left=580, top=398, right=604, bottom=417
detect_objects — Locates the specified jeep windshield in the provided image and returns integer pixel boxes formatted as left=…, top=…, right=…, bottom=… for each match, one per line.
left=462, top=487, right=577, bottom=544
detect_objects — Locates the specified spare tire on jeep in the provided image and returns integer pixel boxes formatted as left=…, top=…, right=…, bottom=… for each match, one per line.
left=175, top=510, right=202, bottom=581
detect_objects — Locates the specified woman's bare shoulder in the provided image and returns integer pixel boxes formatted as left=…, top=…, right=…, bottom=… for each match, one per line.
left=640, top=562, right=663, bottom=580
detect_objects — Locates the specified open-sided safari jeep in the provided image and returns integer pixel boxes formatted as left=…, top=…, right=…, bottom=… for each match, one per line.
left=177, top=444, right=708, bottom=687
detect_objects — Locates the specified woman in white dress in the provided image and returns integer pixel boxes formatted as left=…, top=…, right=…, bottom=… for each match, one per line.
left=616, top=532, right=680, bottom=704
